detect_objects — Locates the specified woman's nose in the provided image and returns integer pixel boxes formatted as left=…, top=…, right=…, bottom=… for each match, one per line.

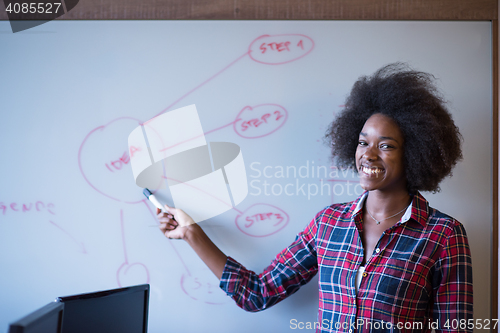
left=363, top=145, right=378, bottom=161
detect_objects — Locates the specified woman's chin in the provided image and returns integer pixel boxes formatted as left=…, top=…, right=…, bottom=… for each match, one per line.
left=359, top=181, right=377, bottom=192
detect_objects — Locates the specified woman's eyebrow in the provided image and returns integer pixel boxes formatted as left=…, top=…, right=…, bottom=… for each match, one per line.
left=359, top=132, right=400, bottom=143
left=379, top=136, right=399, bottom=143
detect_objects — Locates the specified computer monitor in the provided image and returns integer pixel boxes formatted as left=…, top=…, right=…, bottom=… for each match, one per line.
left=8, top=301, right=64, bottom=333
left=56, top=284, right=149, bottom=333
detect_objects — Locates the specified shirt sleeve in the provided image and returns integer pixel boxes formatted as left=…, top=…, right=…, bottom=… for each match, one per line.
left=219, top=216, right=319, bottom=312
left=433, top=222, right=473, bottom=332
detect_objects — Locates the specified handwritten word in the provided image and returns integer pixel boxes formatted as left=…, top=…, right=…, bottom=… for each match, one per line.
left=240, top=110, right=285, bottom=132
left=234, top=104, right=288, bottom=139
left=236, top=203, right=289, bottom=237
left=249, top=34, right=314, bottom=65
left=79, top=117, right=146, bottom=203
left=245, top=212, right=284, bottom=228
left=129, top=145, right=141, bottom=158
left=0, top=201, right=55, bottom=215
left=181, top=270, right=228, bottom=305
left=260, top=41, right=291, bottom=53
left=105, top=151, right=130, bottom=172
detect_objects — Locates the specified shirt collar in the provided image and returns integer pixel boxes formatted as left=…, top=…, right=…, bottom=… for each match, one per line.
left=351, top=191, right=429, bottom=227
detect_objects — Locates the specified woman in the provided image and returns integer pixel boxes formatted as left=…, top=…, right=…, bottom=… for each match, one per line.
left=157, top=63, right=473, bottom=332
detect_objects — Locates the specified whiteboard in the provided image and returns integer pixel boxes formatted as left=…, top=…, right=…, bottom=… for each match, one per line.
left=0, top=21, right=492, bottom=332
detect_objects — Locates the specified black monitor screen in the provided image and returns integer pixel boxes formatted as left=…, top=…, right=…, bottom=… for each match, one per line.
left=57, top=284, right=149, bottom=333
left=8, top=301, right=64, bottom=333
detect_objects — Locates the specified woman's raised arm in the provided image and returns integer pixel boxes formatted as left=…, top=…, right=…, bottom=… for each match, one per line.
left=157, top=205, right=227, bottom=279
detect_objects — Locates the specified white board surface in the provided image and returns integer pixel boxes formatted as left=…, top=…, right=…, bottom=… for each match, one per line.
left=0, top=20, right=492, bottom=332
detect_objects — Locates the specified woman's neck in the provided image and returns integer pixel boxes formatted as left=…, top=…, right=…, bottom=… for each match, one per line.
left=364, top=188, right=412, bottom=217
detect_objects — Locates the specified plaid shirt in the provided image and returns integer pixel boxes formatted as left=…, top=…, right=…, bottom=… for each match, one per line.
left=220, top=192, right=473, bottom=332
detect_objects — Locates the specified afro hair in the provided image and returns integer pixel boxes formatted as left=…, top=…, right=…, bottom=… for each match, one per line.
left=325, top=62, right=463, bottom=193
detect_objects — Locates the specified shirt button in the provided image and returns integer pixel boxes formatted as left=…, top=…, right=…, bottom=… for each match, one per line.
left=362, top=272, right=368, bottom=278
left=375, top=248, right=380, bottom=253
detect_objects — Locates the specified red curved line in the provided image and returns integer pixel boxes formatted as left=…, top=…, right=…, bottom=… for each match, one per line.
left=247, top=34, right=271, bottom=54
left=78, top=117, right=144, bottom=204
left=124, top=263, right=151, bottom=284
left=248, top=34, right=315, bottom=65
left=116, top=262, right=127, bottom=287
left=116, top=262, right=151, bottom=287
left=234, top=203, right=290, bottom=238
left=233, top=104, right=288, bottom=139
left=236, top=220, right=289, bottom=238
left=180, top=273, right=197, bottom=300
left=179, top=273, right=226, bottom=305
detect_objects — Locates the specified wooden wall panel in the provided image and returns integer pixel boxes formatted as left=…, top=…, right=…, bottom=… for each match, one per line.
left=0, top=0, right=497, bottom=20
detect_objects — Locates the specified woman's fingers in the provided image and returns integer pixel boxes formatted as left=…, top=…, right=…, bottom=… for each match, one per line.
left=156, top=208, right=175, bottom=221
left=160, top=224, right=177, bottom=232
left=158, top=215, right=175, bottom=223
left=160, top=222, right=184, bottom=239
left=159, top=218, right=177, bottom=229
left=155, top=205, right=195, bottom=239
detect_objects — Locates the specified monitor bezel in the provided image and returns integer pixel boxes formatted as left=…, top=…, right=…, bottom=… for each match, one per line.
left=56, top=284, right=149, bottom=333
left=8, top=301, right=64, bottom=333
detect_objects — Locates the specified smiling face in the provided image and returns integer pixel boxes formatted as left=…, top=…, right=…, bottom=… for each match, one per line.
left=355, top=113, right=407, bottom=194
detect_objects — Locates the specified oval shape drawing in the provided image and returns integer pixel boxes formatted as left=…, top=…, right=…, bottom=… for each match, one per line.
left=234, top=104, right=288, bottom=139
left=116, top=262, right=150, bottom=288
left=180, top=269, right=228, bottom=305
left=78, top=117, right=150, bottom=204
left=235, top=203, right=289, bottom=237
left=249, top=34, right=314, bottom=65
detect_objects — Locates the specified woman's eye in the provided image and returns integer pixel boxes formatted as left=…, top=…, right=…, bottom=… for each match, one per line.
left=358, top=141, right=367, bottom=146
left=380, top=144, right=393, bottom=149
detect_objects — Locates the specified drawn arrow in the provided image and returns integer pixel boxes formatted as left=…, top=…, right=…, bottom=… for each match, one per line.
left=49, top=220, right=87, bottom=254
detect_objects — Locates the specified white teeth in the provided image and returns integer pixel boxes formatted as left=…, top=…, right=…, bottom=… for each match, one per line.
left=361, top=166, right=384, bottom=175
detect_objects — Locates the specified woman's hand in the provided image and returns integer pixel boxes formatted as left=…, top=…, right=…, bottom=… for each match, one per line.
left=156, top=204, right=227, bottom=279
left=157, top=204, right=197, bottom=240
